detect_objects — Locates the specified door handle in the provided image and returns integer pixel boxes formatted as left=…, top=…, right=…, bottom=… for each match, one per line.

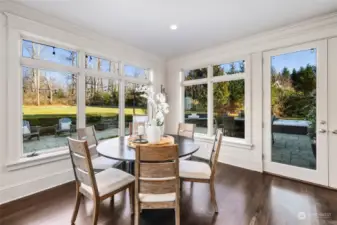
left=332, top=130, right=337, bottom=134
left=319, top=129, right=326, bottom=133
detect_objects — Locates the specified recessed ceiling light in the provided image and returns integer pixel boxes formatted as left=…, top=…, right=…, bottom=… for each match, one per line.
left=170, top=25, right=178, bottom=30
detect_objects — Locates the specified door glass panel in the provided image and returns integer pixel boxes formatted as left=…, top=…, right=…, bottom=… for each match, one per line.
left=271, top=48, right=316, bottom=170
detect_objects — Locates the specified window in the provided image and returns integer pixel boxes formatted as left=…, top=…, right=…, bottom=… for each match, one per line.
left=15, top=37, right=152, bottom=160
left=183, top=60, right=248, bottom=140
left=184, top=67, right=207, bottom=80
left=22, top=67, right=77, bottom=154
left=213, top=60, right=245, bottom=76
left=22, top=40, right=77, bottom=66
left=85, top=54, right=118, bottom=73
left=213, top=80, right=245, bottom=138
left=124, top=65, right=149, bottom=79
left=184, top=84, right=208, bottom=134
left=124, top=83, right=148, bottom=135
left=85, top=77, right=119, bottom=140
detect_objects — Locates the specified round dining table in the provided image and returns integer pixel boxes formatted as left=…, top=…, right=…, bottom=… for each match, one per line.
left=97, top=134, right=200, bottom=162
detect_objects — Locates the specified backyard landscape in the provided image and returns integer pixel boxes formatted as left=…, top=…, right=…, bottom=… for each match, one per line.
left=21, top=40, right=147, bottom=154
left=184, top=49, right=317, bottom=169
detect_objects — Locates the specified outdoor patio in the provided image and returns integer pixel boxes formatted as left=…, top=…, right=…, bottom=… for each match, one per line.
left=23, top=128, right=119, bottom=154
left=272, top=132, right=316, bottom=169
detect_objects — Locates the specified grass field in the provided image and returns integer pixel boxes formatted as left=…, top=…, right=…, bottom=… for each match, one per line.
left=23, top=105, right=146, bottom=116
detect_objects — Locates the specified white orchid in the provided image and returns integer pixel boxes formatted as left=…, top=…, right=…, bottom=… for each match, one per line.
left=136, top=85, right=169, bottom=126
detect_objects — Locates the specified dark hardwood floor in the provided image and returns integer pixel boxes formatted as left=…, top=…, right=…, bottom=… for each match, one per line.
left=1, top=163, right=337, bottom=225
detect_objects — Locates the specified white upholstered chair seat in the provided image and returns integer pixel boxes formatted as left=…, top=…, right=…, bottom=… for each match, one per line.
left=92, top=156, right=121, bottom=170
left=139, top=193, right=176, bottom=203
left=179, top=161, right=211, bottom=179
left=80, top=168, right=134, bottom=197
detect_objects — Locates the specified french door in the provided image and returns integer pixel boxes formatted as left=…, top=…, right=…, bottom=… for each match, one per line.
left=263, top=40, right=329, bottom=186
left=328, top=38, right=337, bottom=189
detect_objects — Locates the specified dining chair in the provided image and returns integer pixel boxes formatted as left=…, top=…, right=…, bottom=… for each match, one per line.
left=177, top=123, right=195, bottom=139
left=179, top=129, right=223, bottom=213
left=77, top=126, right=122, bottom=172
left=134, top=144, right=180, bottom=225
left=178, top=123, right=195, bottom=160
left=67, top=137, right=135, bottom=225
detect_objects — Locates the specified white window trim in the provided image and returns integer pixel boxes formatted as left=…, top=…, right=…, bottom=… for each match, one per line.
left=6, top=149, right=69, bottom=171
left=7, top=27, right=153, bottom=168
left=181, top=56, right=253, bottom=149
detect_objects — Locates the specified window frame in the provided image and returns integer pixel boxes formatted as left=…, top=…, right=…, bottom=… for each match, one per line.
left=19, top=37, right=81, bottom=158
left=7, top=29, right=153, bottom=167
left=181, top=56, right=252, bottom=145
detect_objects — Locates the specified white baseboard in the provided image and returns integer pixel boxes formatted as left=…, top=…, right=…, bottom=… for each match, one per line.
left=0, top=169, right=74, bottom=205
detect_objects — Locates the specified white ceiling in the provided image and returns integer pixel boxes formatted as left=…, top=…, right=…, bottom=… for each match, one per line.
left=12, top=0, right=337, bottom=58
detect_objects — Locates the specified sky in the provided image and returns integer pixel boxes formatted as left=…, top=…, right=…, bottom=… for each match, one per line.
left=271, top=48, right=316, bottom=73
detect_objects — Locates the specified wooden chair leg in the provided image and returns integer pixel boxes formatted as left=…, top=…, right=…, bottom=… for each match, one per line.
left=210, top=182, right=218, bottom=213
left=92, top=200, right=100, bottom=225
left=134, top=187, right=140, bottom=225
left=175, top=202, right=180, bottom=225
left=134, top=205, right=140, bottom=225
left=71, top=187, right=82, bottom=225
left=129, top=184, right=134, bottom=214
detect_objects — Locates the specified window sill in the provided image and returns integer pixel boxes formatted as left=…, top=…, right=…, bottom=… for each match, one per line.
left=6, top=149, right=70, bottom=171
left=194, top=134, right=253, bottom=150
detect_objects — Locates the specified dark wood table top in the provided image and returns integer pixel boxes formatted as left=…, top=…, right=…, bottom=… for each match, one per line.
left=97, top=134, right=200, bottom=162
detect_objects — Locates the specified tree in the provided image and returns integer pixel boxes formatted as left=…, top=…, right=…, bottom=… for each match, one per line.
left=24, top=42, right=44, bottom=106
left=291, top=64, right=316, bottom=94
left=281, top=67, right=290, bottom=79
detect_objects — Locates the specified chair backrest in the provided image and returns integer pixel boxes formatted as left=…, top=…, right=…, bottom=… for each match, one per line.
left=209, top=129, right=223, bottom=178
left=177, top=123, right=195, bottom=139
left=23, top=120, right=30, bottom=129
left=59, top=117, right=72, bottom=128
left=133, top=115, right=149, bottom=123
left=135, top=144, right=179, bottom=205
left=77, top=126, right=98, bottom=156
left=67, top=137, right=98, bottom=197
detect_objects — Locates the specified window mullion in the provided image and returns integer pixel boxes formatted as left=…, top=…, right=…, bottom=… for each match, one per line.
left=119, top=62, right=125, bottom=136
left=77, top=50, right=86, bottom=129
left=207, top=65, right=214, bottom=136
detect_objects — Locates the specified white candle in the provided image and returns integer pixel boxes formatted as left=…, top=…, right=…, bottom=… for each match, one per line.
left=138, top=125, right=145, bottom=135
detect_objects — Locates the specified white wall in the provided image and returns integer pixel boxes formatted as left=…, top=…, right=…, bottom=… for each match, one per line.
left=0, top=2, right=165, bottom=204
left=166, top=13, right=337, bottom=172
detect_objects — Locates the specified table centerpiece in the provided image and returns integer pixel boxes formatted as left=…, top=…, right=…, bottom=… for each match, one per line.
left=136, top=85, right=169, bottom=144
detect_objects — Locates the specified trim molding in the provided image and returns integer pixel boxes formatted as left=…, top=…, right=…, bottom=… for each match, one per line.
left=0, top=169, right=74, bottom=205
left=6, top=150, right=69, bottom=171
left=0, top=181, right=75, bottom=219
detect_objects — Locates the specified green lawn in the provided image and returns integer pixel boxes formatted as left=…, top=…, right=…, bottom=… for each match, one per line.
left=23, top=105, right=146, bottom=116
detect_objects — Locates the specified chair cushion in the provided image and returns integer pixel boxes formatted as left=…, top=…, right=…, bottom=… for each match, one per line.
left=80, top=168, right=134, bottom=197
left=139, top=193, right=176, bottom=203
left=60, top=122, right=71, bottom=130
left=22, top=126, right=31, bottom=135
left=92, top=156, right=121, bottom=170
left=179, top=161, right=211, bottom=180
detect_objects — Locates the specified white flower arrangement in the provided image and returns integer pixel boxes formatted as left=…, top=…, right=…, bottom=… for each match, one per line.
left=136, top=85, right=169, bottom=126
